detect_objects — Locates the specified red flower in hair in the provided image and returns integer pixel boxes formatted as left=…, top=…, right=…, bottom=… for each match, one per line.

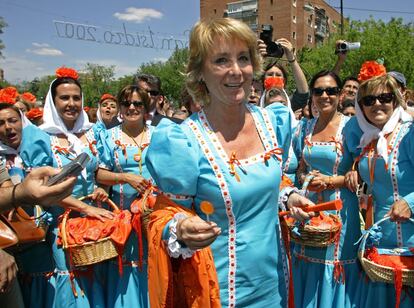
left=0, top=91, right=16, bottom=104
left=20, top=92, right=37, bottom=103
left=1, top=87, right=19, bottom=99
left=26, top=108, right=43, bottom=120
left=83, top=106, right=90, bottom=112
left=357, top=61, right=386, bottom=82
left=100, top=93, right=116, bottom=103
left=55, top=67, right=79, bottom=80
left=264, top=76, right=285, bottom=91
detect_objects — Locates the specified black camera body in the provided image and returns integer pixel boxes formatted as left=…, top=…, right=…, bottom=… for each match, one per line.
left=260, top=24, right=284, bottom=58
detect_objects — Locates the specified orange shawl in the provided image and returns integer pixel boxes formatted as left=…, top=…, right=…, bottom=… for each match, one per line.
left=147, top=194, right=221, bottom=308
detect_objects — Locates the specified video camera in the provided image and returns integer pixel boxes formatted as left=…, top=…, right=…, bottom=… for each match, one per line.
left=336, top=41, right=360, bottom=54
left=260, top=24, right=284, bottom=58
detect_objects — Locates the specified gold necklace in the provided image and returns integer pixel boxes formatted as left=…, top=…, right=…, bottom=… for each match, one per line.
left=122, top=124, right=147, bottom=175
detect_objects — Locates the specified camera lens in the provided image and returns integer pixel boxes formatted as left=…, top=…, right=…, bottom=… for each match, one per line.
left=267, top=42, right=284, bottom=58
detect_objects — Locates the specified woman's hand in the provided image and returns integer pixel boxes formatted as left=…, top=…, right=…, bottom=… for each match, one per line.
left=82, top=205, right=115, bottom=222
left=287, top=192, right=315, bottom=222
left=91, top=187, right=108, bottom=202
left=124, top=173, right=149, bottom=194
left=276, top=38, right=295, bottom=61
left=176, top=216, right=221, bottom=251
left=257, top=39, right=267, bottom=57
left=0, top=249, right=18, bottom=293
left=307, top=171, right=327, bottom=192
left=344, top=170, right=359, bottom=192
left=386, top=199, right=412, bottom=222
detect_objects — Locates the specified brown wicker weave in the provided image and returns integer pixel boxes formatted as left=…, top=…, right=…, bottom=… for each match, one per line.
left=61, top=195, right=119, bottom=267
left=284, top=213, right=342, bottom=247
left=358, top=216, right=414, bottom=287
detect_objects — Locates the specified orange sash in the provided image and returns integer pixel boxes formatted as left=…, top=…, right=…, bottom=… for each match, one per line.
left=147, top=194, right=221, bottom=308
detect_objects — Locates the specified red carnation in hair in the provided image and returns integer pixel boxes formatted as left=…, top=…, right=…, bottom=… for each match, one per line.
left=20, top=92, right=37, bottom=104
left=357, top=61, right=386, bottom=82
left=264, top=76, right=285, bottom=91
left=0, top=91, right=16, bottom=105
left=26, top=108, right=43, bottom=120
left=83, top=106, right=90, bottom=112
left=1, top=87, right=19, bottom=99
left=56, top=67, right=79, bottom=80
left=99, top=93, right=116, bottom=103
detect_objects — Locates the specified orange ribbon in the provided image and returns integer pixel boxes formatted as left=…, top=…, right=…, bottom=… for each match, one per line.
left=304, top=137, right=312, bottom=155
left=88, top=140, right=97, bottom=156
left=54, top=146, right=70, bottom=156
left=264, top=147, right=283, bottom=162
left=228, top=151, right=242, bottom=182
left=329, top=136, right=344, bottom=155
left=115, top=140, right=127, bottom=158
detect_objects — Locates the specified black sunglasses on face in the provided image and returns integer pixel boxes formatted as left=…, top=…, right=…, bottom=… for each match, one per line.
left=360, top=93, right=395, bottom=107
left=312, top=87, right=340, bottom=96
left=120, top=101, right=144, bottom=108
left=148, top=90, right=160, bottom=97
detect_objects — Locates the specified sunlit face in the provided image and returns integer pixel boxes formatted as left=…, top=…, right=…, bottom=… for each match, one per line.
left=312, top=75, right=340, bottom=116
left=342, top=106, right=356, bottom=117
left=119, top=91, right=146, bottom=125
left=54, top=83, right=82, bottom=129
left=201, top=36, right=253, bottom=107
left=100, top=99, right=118, bottom=124
left=361, top=86, right=396, bottom=129
left=342, top=80, right=359, bottom=101
left=0, top=108, right=23, bottom=149
left=248, top=81, right=263, bottom=105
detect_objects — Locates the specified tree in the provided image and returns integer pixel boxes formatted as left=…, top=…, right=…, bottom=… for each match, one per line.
left=0, top=17, right=7, bottom=58
left=137, top=47, right=189, bottom=104
left=298, top=18, right=414, bottom=88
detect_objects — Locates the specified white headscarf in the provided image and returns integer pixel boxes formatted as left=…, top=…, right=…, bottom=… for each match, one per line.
left=40, top=79, right=93, bottom=156
left=355, top=100, right=412, bottom=164
left=259, top=88, right=299, bottom=129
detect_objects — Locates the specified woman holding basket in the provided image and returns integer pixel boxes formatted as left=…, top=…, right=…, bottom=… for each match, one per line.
left=20, top=67, right=113, bottom=307
left=292, top=70, right=362, bottom=307
left=344, top=64, right=414, bottom=308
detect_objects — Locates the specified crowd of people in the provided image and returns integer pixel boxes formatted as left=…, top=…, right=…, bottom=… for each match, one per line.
left=1, top=17, right=414, bottom=308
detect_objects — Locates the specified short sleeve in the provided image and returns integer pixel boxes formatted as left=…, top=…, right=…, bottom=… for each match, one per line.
left=292, top=118, right=308, bottom=161
left=20, top=125, right=54, bottom=169
left=96, top=128, right=115, bottom=171
left=146, top=119, right=200, bottom=208
left=265, top=103, right=292, bottom=165
left=341, top=117, right=363, bottom=164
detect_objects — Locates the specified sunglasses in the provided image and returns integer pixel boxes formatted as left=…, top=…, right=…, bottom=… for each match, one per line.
left=312, top=87, right=340, bottom=96
left=360, top=93, right=395, bottom=107
left=148, top=90, right=160, bottom=97
left=120, top=101, right=144, bottom=108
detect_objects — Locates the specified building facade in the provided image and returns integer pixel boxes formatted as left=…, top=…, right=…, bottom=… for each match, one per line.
left=200, top=0, right=341, bottom=49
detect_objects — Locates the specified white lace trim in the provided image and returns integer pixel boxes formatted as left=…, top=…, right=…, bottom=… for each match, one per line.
left=167, top=213, right=195, bottom=259
left=279, top=186, right=301, bottom=211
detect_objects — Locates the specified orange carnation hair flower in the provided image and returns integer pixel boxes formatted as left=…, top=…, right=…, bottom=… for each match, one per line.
left=1, top=87, right=19, bottom=99
left=55, top=66, right=79, bottom=80
left=264, top=76, right=285, bottom=91
left=19, top=92, right=37, bottom=104
left=357, top=61, right=386, bottom=82
left=26, top=108, right=43, bottom=120
left=83, top=106, right=90, bottom=112
left=0, top=91, right=16, bottom=105
left=99, top=93, right=117, bottom=103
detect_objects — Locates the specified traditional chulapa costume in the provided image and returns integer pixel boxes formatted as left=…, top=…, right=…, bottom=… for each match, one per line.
left=146, top=104, right=293, bottom=307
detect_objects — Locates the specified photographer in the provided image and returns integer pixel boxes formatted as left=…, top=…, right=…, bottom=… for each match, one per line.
left=258, top=34, right=309, bottom=111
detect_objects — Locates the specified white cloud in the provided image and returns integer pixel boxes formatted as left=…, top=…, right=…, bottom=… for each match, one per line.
left=26, top=43, right=63, bottom=56
left=74, top=58, right=136, bottom=78
left=0, top=54, right=54, bottom=83
left=114, top=7, right=163, bottom=23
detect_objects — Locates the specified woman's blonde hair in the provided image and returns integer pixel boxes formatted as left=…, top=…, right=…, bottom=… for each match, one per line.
left=186, top=18, right=262, bottom=106
left=357, top=74, right=405, bottom=109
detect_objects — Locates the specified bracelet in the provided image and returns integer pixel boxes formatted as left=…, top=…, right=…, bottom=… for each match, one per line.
left=11, top=183, right=20, bottom=209
left=326, top=176, right=335, bottom=190
left=288, top=57, right=296, bottom=63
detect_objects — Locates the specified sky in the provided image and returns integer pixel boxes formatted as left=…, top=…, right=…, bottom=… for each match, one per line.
left=0, top=0, right=413, bottom=84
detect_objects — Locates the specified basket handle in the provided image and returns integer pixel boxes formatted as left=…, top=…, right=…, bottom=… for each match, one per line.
left=61, top=195, right=119, bottom=249
left=358, top=216, right=414, bottom=258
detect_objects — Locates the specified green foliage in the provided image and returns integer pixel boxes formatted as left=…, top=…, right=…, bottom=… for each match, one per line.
left=298, top=18, right=414, bottom=88
left=137, top=48, right=188, bottom=105
left=0, top=17, right=7, bottom=58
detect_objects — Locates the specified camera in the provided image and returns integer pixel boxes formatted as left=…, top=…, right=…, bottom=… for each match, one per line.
left=260, top=24, right=284, bottom=58
left=336, top=41, right=360, bottom=53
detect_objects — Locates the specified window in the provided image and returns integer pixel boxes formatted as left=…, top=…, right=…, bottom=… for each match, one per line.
left=293, top=32, right=296, bottom=40
left=214, top=9, right=217, bottom=14
left=292, top=0, right=297, bottom=7
left=270, top=15, right=273, bottom=21
left=308, top=34, right=313, bottom=43
left=271, top=0, right=274, bottom=5
left=293, top=15, right=296, bottom=23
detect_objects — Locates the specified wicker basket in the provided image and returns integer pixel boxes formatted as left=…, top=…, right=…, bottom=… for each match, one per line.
left=358, top=216, right=414, bottom=287
left=61, top=195, right=119, bottom=267
left=284, top=213, right=342, bottom=247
